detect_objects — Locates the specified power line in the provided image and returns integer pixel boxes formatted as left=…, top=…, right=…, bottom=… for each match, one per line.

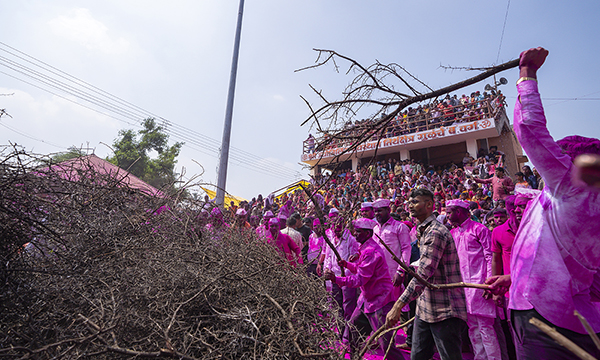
left=0, top=43, right=303, bottom=181
left=0, top=46, right=303, bottom=179
left=496, top=0, right=511, bottom=63
left=0, top=43, right=302, bottom=179
left=0, top=121, right=66, bottom=149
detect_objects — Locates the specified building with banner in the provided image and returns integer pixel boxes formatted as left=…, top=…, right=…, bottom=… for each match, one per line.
left=301, top=94, right=527, bottom=177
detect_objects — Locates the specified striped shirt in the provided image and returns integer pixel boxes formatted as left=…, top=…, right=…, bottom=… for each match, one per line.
left=399, top=214, right=467, bottom=323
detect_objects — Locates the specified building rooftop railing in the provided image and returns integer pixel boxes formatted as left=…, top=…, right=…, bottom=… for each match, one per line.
left=303, top=93, right=506, bottom=155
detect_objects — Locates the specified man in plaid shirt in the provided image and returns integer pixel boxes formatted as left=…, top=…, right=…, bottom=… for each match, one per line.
left=386, top=188, right=467, bottom=360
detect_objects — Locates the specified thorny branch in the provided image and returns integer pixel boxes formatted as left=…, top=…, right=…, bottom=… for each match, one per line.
left=0, top=146, right=342, bottom=359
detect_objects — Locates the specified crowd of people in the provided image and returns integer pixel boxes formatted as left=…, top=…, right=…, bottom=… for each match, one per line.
left=304, top=89, right=507, bottom=153
left=203, top=48, right=600, bottom=360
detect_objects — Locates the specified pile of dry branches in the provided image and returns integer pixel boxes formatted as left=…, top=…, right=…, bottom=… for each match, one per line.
left=0, top=147, right=340, bottom=359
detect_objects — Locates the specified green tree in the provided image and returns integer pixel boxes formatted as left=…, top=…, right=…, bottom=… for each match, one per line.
left=107, top=118, right=183, bottom=192
left=51, top=146, right=87, bottom=163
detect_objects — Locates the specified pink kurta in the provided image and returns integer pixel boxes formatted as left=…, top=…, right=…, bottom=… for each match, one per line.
left=266, top=231, right=302, bottom=267
left=373, top=217, right=411, bottom=279
left=335, top=238, right=394, bottom=313
left=451, top=219, right=495, bottom=317
left=323, top=229, right=359, bottom=277
left=307, top=232, right=324, bottom=262
left=510, top=79, right=600, bottom=334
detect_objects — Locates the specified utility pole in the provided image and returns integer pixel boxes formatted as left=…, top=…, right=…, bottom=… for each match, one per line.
left=216, top=0, right=245, bottom=206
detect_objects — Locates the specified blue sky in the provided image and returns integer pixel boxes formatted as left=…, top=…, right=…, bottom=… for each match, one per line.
left=1, top=1, right=599, bottom=199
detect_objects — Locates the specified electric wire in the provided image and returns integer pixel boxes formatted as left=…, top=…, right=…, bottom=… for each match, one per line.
left=0, top=43, right=302, bottom=179
left=496, top=0, right=511, bottom=63
left=0, top=42, right=300, bottom=177
left=0, top=67, right=298, bottom=180
left=0, top=121, right=66, bottom=149
left=0, top=70, right=295, bottom=180
left=0, top=43, right=302, bottom=180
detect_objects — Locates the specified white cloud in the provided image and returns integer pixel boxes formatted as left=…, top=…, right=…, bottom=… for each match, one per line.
left=48, top=8, right=129, bottom=55
left=272, top=94, right=285, bottom=102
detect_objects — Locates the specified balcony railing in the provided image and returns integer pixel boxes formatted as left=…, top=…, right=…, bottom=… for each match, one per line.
left=303, top=95, right=506, bottom=155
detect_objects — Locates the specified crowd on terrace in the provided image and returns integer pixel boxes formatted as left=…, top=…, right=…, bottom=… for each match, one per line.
left=304, top=89, right=507, bottom=154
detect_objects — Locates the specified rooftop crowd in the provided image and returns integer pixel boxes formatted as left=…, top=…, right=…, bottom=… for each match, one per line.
left=203, top=48, right=600, bottom=360
left=304, top=89, right=507, bottom=153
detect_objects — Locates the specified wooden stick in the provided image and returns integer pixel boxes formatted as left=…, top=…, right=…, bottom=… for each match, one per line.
left=529, top=317, right=597, bottom=360
left=375, top=234, right=490, bottom=291
left=574, top=310, right=600, bottom=351
left=383, top=328, right=399, bottom=360
left=358, top=317, right=415, bottom=358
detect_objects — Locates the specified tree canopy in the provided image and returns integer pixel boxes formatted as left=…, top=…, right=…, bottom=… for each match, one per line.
left=107, top=118, right=183, bottom=191
left=50, top=146, right=87, bottom=163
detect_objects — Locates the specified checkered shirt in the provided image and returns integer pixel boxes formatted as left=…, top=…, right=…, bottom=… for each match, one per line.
left=399, top=214, right=467, bottom=323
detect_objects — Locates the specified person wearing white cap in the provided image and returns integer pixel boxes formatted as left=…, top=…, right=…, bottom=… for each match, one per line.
left=234, top=208, right=251, bottom=230
left=328, top=207, right=340, bottom=219
left=266, top=217, right=302, bottom=268
left=255, top=210, right=275, bottom=239
left=324, top=218, right=407, bottom=359
left=359, top=202, right=375, bottom=219
left=446, top=199, right=500, bottom=360
left=372, top=198, right=411, bottom=300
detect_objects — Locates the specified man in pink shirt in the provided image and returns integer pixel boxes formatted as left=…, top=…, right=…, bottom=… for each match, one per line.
left=447, top=199, right=501, bottom=360
left=472, top=167, right=514, bottom=204
left=266, top=218, right=302, bottom=268
left=373, top=198, right=412, bottom=301
left=324, top=218, right=407, bottom=359
left=318, top=214, right=359, bottom=344
left=255, top=210, right=274, bottom=239
left=486, top=47, right=600, bottom=359
left=205, top=207, right=229, bottom=233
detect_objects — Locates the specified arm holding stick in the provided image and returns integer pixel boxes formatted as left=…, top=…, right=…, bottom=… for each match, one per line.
left=375, top=233, right=490, bottom=291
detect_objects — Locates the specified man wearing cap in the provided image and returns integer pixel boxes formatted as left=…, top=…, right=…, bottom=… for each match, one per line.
left=324, top=218, right=407, bottom=359
left=386, top=188, right=467, bottom=360
left=318, top=212, right=360, bottom=343
left=206, top=207, right=229, bottom=232
left=266, top=217, right=302, bottom=268
left=359, top=202, right=375, bottom=220
left=256, top=210, right=274, bottom=239
left=373, top=198, right=411, bottom=298
left=447, top=199, right=501, bottom=360
left=234, top=208, right=252, bottom=230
